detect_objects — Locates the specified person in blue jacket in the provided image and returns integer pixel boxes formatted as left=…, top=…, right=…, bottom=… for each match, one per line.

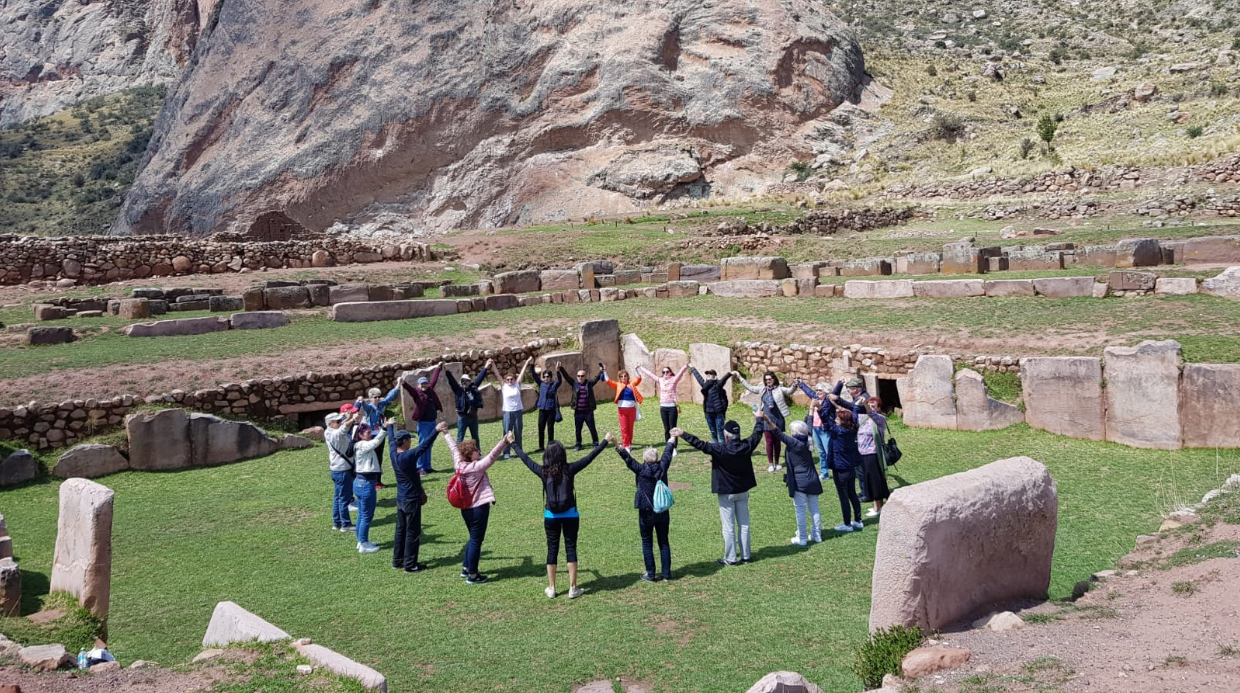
left=446, top=359, right=491, bottom=443
left=356, top=384, right=400, bottom=487
left=796, top=380, right=835, bottom=480
left=386, top=418, right=447, bottom=572
left=821, top=408, right=865, bottom=533
left=615, top=437, right=677, bottom=581
left=533, top=362, right=564, bottom=452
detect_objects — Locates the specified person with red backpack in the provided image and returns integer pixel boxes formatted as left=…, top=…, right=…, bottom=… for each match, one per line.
left=511, top=435, right=612, bottom=599
left=444, top=430, right=513, bottom=584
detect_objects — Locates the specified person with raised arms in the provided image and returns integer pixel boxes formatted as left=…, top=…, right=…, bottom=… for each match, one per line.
left=735, top=370, right=798, bottom=473
left=399, top=361, right=445, bottom=475
left=445, top=359, right=492, bottom=443
left=690, top=366, right=733, bottom=443
left=493, top=356, right=532, bottom=459
left=603, top=367, right=643, bottom=450
left=533, top=361, right=564, bottom=452
left=386, top=418, right=447, bottom=573
left=796, top=380, right=836, bottom=480
left=445, top=430, right=514, bottom=584
left=614, top=436, right=677, bottom=582
left=324, top=408, right=361, bottom=533
left=511, top=435, right=612, bottom=599
left=821, top=408, right=865, bottom=534
left=766, top=415, right=824, bottom=546
left=638, top=362, right=689, bottom=444
left=350, top=422, right=388, bottom=554
left=559, top=362, right=606, bottom=451
left=672, top=412, right=764, bottom=566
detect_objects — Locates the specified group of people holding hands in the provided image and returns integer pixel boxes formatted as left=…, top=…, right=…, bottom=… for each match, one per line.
left=322, top=356, right=896, bottom=596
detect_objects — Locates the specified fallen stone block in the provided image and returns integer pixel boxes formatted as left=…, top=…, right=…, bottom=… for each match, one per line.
left=1032, top=276, right=1093, bottom=298
left=242, top=288, right=266, bottom=311
left=278, top=434, right=315, bottom=450
left=721, top=256, right=790, bottom=280
left=839, top=258, right=892, bottom=277
left=1103, top=340, right=1182, bottom=449
left=902, top=646, right=972, bottom=679
left=124, top=317, right=231, bottom=337
left=666, top=280, right=699, bottom=298
left=1154, top=277, right=1197, bottom=295
left=484, top=294, right=520, bottom=311
left=117, top=298, right=150, bottom=320
left=1201, top=266, right=1240, bottom=299
left=1021, top=357, right=1104, bottom=440
left=955, top=369, right=1022, bottom=431
left=898, top=355, right=957, bottom=430
left=707, top=280, right=782, bottom=298
left=329, top=284, right=370, bottom=305
left=912, top=279, right=984, bottom=298
left=53, top=444, right=129, bottom=479
left=983, top=279, right=1035, bottom=297
left=1006, top=248, right=1063, bottom=272
left=539, top=269, right=579, bottom=292
left=843, top=280, right=914, bottom=299
left=208, top=296, right=245, bottom=312
left=1181, top=364, right=1240, bottom=448
left=328, top=300, right=458, bottom=322
left=294, top=641, right=388, bottom=691
left=1115, top=238, right=1166, bottom=268
left=190, top=413, right=283, bottom=466
left=263, top=286, right=311, bottom=310
left=1181, top=236, right=1240, bottom=265
left=744, top=671, right=823, bottom=693
left=50, top=478, right=114, bottom=619
left=19, top=644, right=74, bottom=671
left=202, top=601, right=291, bottom=647
left=1, top=450, right=38, bottom=487
left=33, top=304, right=68, bottom=321
left=230, top=311, right=290, bottom=330
left=168, top=299, right=209, bottom=312
left=1092, top=282, right=1110, bottom=298
left=870, top=457, right=1057, bottom=632
left=680, top=264, right=721, bottom=282
left=26, top=326, right=76, bottom=345
left=493, top=270, right=540, bottom=294
left=1107, top=271, right=1156, bottom=291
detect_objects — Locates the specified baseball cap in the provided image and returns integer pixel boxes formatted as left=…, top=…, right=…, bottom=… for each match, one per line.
left=417, top=377, right=429, bottom=385
left=393, top=430, right=413, bottom=444
left=723, top=420, right=741, bottom=435
left=325, top=413, right=345, bottom=425
left=339, top=403, right=358, bottom=413
left=845, top=377, right=864, bottom=388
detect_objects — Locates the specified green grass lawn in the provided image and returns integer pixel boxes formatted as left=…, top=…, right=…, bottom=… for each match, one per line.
left=2, top=400, right=1236, bottom=692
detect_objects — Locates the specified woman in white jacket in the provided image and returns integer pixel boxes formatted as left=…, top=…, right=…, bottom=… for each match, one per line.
left=735, top=370, right=796, bottom=473
left=351, top=424, right=388, bottom=554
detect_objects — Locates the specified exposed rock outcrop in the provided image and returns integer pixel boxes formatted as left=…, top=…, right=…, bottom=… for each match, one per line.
left=116, top=0, right=878, bottom=236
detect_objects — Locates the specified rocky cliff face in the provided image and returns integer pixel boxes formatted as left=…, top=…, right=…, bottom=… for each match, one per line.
left=0, top=0, right=213, bottom=127
left=114, top=0, right=881, bottom=236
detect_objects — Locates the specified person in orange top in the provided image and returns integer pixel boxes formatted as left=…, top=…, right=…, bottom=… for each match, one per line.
left=603, top=365, right=643, bottom=449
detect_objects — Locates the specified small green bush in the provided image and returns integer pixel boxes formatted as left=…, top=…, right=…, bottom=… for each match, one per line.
left=1187, top=125, right=1205, bottom=139
left=852, top=624, right=924, bottom=688
left=928, top=113, right=967, bottom=144
left=926, top=64, right=938, bottom=77
left=1037, top=114, right=1057, bottom=149
left=1019, top=137, right=1036, bottom=159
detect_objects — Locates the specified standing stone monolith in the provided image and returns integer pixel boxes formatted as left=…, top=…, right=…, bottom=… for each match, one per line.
left=870, top=457, right=1057, bottom=632
left=1103, top=340, right=1182, bottom=450
left=955, top=369, right=1023, bottom=431
left=0, top=557, right=19, bottom=617
left=621, top=333, right=656, bottom=397
left=1181, top=363, right=1240, bottom=448
left=579, top=320, right=621, bottom=400
left=688, top=343, right=734, bottom=407
left=49, top=479, right=114, bottom=623
left=899, top=355, right=957, bottom=430
left=1020, top=357, right=1105, bottom=441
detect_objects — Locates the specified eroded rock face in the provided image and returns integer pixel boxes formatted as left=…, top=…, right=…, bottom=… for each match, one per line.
left=115, top=0, right=875, bottom=236
left=0, top=0, right=211, bottom=127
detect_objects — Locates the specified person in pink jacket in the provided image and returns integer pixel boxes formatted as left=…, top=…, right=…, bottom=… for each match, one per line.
left=445, top=430, right=513, bottom=584
left=638, top=363, right=689, bottom=443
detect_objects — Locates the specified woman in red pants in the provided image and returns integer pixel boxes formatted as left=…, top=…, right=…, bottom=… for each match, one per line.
left=604, top=368, right=643, bottom=449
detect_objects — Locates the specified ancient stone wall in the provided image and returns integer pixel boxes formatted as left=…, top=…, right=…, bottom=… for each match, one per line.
left=0, top=340, right=559, bottom=451
left=0, top=233, right=440, bottom=286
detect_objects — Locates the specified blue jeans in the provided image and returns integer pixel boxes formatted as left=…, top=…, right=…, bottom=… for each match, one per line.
left=811, top=427, right=832, bottom=478
left=353, top=477, right=377, bottom=544
left=705, top=412, right=726, bottom=444
left=416, top=420, right=438, bottom=472
left=502, top=411, right=523, bottom=457
left=331, top=470, right=354, bottom=528
left=461, top=504, right=491, bottom=575
left=456, top=413, right=479, bottom=442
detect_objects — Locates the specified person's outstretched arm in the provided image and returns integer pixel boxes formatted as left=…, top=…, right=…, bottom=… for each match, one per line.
left=471, top=363, right=490, bottom=389
left=736, top=373, right=761, bottom=394
left=516, top=357, right=532, bottom=384
left=386, top=423, right=400, bottom=465
left=429, top=362, right=444, bottom=389
left=568, top=439, right=610, bottom=474
left=615, top=445, right=642, bottom=474
left=671, top=363, right=689, bottom=387
left=409, top=421, right=447, bottom=459
left=511, top=444, right=544, bottom=478
left=797, top=381, right=816, bottom=399
left=637, top=365, right=656, bottom=382
left=744, top=419, right=765, bottom=454
left=690, top=366, right=705, bottom=387
left=659, top=438, right=677, bottom=474
left=719, top=371, right=734, bottom=387
left=675, top=428, right=711, bottom=454
left=379, top=386, right=401, bottom=408
left=445, top=369, right=463, bottom=395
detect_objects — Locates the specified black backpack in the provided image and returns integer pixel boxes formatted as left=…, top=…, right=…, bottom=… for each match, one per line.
left=544, top=473, right=574, bottom=514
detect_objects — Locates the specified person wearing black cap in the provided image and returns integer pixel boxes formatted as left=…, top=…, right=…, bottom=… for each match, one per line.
left=387, top=418, right=447, bottom=572
left=400, top=362, right=445, bottom=475
left=690, top=366, right=733, bottom=443
left=446, top=358, right=492, bottom=443
left=672, top=412, right=764, bottom=565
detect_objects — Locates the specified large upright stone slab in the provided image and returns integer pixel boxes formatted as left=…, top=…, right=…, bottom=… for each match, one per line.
left=580, top=320, right=621, bottom=401
left=843, top=280, right=914, bottom=299
left=0, top=557, right=19, bottom=617
left=49, top=479, right=114, bottom=620
left=189, top=414, right=284, bottom=466
left=539, top=269, right=579, bottom=292
left=689, top=342, right=733, bottom=407
left=1181, top=364, right=1240, bottom=448
left=0, top=450, right=38, bottom=487
left=1181, top=237, right=1240, bottom=265
left=955, top=369, right=1023, bottom=431
left=653, top=348, right=695, bottom=401
left=53, top=444, right=130, bottom=479
left=1103, top=340, right=1182, bottom=450
left=202, top=601, right=291, bottom=647
left=898, top=355, right=957, bottom=430
left=400, top=362, right=463, bottom=428
left=1021, top=357, right=1104, bottom=441
left=870, top=457, right=1057, bottom=632
left=536, top=351, right=585, bottom=405
left=493, top=270, right=541, bottom=294
left=621, top=333, right=656, bottom=397
left=126, top=408, right=192, bottom=471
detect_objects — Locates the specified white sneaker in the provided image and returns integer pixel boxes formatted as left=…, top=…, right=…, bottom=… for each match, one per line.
left=348, top=503, right=358, bottom=512
left=544, top=586, right=556, bottom=599
left=852, top=521, right=864, bottom=531
left=811, top=534, right=823, bottom=543
left=866, top=508, right=880, bottom=517
left=767, top=465, right=775, bottom=473
left=789, top=536, right=807, bottom=546
left=358, top=542, right=380, bottom=554
left=833, top=523, right=854, bottom=533
left=568, top=587, right=585, bottom=599
left=775, top=464, right=783, bottom=471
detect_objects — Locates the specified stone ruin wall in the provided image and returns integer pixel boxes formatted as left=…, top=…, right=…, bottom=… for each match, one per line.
left=0, top=233, right=441, bottom=286
left=733, top=342, right=1019, bottom=390
left=0, top=341, right=559, bottom=452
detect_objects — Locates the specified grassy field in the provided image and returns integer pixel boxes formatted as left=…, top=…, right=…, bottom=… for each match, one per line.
left=1, top=400, right=1236, bottom=692
left=3, top=292, right=1239, bottom=387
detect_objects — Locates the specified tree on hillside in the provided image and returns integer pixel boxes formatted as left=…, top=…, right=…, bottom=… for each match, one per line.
left=1037, top=114, right=1057, bottom=151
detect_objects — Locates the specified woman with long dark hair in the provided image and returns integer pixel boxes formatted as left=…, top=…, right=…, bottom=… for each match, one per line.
left=736, top=370, right=797, bottom=473
left=445, top=430, right=513, bottom=584
left=822, top=408, right=864, bottom=533
left=512, top=435, right=612, bottom=599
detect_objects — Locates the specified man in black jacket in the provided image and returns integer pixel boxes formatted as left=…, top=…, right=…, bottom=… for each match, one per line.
left=387, top=418, right=446, bottom=573
left=690, top=366, right=733, bottom=443
left=673, top=413, right=763, bottom=566
left=446, top=359, right=491, bottom=443
left=559, top=363, right=606, bottom=451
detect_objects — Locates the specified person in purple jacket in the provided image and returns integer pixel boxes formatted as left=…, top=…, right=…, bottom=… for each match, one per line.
left=400, top=362, right=445, bottom=475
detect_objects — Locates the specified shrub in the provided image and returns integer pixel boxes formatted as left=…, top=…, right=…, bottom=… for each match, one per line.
left=934, top=40, right=946, bottom=49
left=788, top=160, right=814, bottom=182
left=1019, top=137, right=1036, bottom=159
left=1049, top=47, right=1067, bottom=65
left=966, top=90, right=977, bottom=102
left=1187, top=125, right=1205, bottom=139
left=926, top=64, right=938, bottom=77
left=928, top=113, right=967, bottom=143
left=1210, top=83, right=1230, bottom=97
left=1037, top=114, right=1057, bottom=149
left=852, top=625, right=925, bottom=688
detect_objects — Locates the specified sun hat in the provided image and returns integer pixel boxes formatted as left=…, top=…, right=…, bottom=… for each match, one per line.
left=325, top=413, right=345, bottom=425
left=845, top=377, right=864, bottom=388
